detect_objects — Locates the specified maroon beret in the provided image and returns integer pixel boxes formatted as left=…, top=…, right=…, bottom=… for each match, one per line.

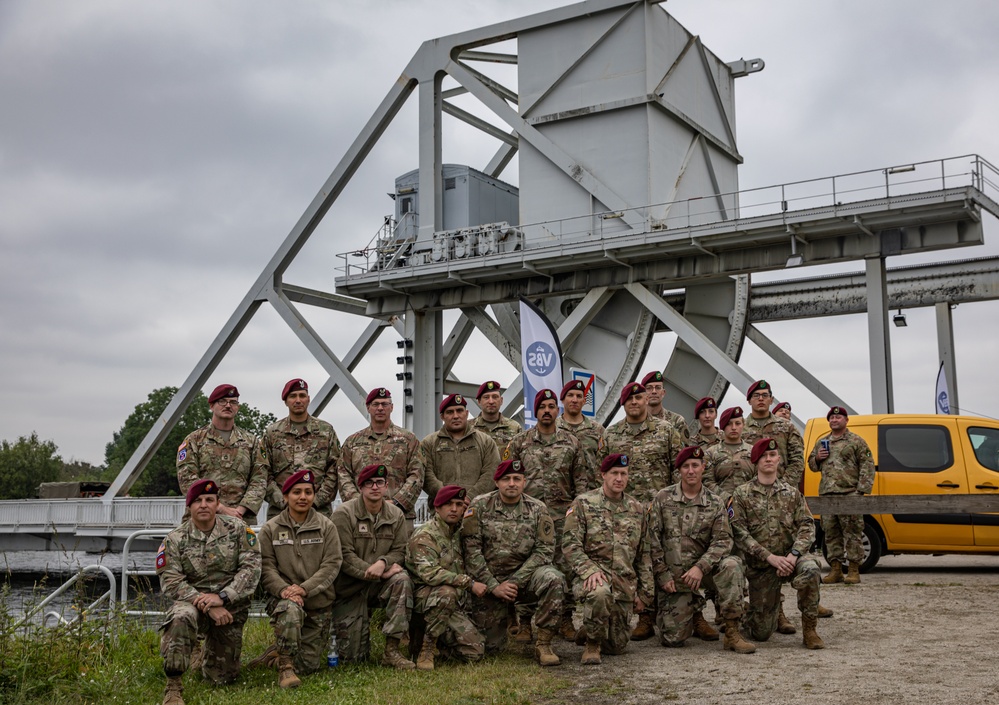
left=208, top=384, right=239, bottom=405
left=751, top=437, right=779, bottom=464
left=434, top=484, right=467, bottom=507
left=773, top=401, right=791, bottom=414
left=827, top=405, right=848, bottom=420
left=694, top=397, right=716, bottom=418
left=560, top=379, right=586, bottom=400
left=719, top=406, right=743, bottom=430
left=493, top=460, right=524, bottom=482
left=185, top=478, right=218, bottom=507
left=619, top=383, right=645, bottom=405
left=600, top=453, right=629, bottom=473
left=641, top=370, right=664, bottom=387
left=281, top=469, right=315, bottom=494
left=534, top=388, right=557, bottom=417
left=282, top=378, right=308, bottom=400
left=746, top=380, right=771, bottom=400
left=476, top=381, right=502, bottom=399
left=439, top=393, right=467, bottom=414
left=675, top=445, right=705, bottom=469
left=366, top=387, right=391, bottom=405
left=358, top=463, right=388, bottom=486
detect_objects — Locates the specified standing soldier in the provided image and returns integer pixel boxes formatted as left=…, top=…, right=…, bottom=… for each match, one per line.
left=562, top=454, right=653, bottom=665
left=773, top=401, right=792, bottom=421
left=461, top=460, right=565, bottom=666
left=556, top=379, right=604, bottom=492
left=258, top=470, right=343, bottom=688
left=472, top=380, right=523, bottom=450
left=157, top=479, right=261, bottom=705
left=692, top=397, right=721, bottom=449
left=262, top=379, right=341, bottom=520
left=330, top=464, right=416, bottom=670
left=641, top=370, right=692, bottom=443
left=337, top=388, right=424, bottom=530
left=421, top=394, right=499, bottom=506
left=645, top=446, right=755, bottom=653
left=703, top=407, right=755, bottom=502
left=730, top=438, right=825, bottom=650
left=808, top=406, right=875, bottom=585
left=176, top=384, right=269, bottom=525
left=406, top=485, right=487, bottom=670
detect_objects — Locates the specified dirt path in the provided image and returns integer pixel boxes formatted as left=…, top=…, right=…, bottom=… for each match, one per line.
left=547, top=555, right=999, bottom=705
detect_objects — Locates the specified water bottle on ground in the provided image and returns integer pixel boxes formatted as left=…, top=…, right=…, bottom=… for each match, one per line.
left=327, top=633, right=339, bottom=668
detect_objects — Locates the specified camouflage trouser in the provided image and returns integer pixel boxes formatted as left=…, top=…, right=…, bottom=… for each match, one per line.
left=267, top=598, right=333, bottom=674
left=331, top=572, right=413, bottom=663
left=517, top=517, right=573, bottom=627
left=160, top=602, right=247, bottom=684
left=413, top=584, right=484, bottom=662
left=469, top=565, right=565, bottom=652
left=575, top=582, right=632, bottom=655
left=744, top=555, right=820, bottom=641
left=821, top=511, right=865, bottom=564
left=655, top=555, right=745, bottom=646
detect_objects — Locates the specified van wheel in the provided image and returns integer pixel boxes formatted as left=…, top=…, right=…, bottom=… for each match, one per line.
left=859, top=520, right=882, bottom=573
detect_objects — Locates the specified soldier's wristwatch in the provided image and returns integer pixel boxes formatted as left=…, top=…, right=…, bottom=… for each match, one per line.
left=789, top=549, right=802, bottom=558
left=219, top=590, right=230, bottom=605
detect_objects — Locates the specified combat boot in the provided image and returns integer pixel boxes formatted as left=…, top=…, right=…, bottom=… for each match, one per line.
left=277, top=655, right=301, bottom=689
left=534, top=628, right=561, bottom=667
left=844, top=562, right=861, bottom=584
left=514, top=621, right=534, bottom=644
left=817, top=603, right=834, bottom=618
left=802, top=615, right=825, bottom=649
left=630, top=611, right=655, bottom=641
left=248, top=643, right=279, bottom=669
left=776, top=603, right=796, bottom=634
left=722, top=619, right=756, bottom=654
left=822, top=560, right=844, bottom=584
left=162, top=675, right=184, bottom=705
left=416, top=634, right=437, bottom=671
left=558, top=610, right=577, bottom=641
left=581, top=640, right=601, bottom=665
left=381, top=637, right=416, bottom=670
left=692, top=610, right=720, bottom=641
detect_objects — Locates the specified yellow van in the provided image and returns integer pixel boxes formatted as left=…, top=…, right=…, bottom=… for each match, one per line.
left=802, top=414, right=999, bottom=571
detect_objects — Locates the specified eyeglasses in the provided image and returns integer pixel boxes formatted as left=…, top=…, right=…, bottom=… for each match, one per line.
left=216, top=399, right=240, bottom=407
left=749, top=393, right=772, bottom=400
left=362, top=478, right=388, bottom=488
left=369, top=402, right=392, bottom=409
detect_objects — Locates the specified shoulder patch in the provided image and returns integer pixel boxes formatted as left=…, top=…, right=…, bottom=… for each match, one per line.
left=726, top=498, right=734, bottom=519
left=565, top=506, right=574, bottom=516
left=464, top=507, right=475, bottom=518
left=155, top=542, right=166, bottom=570
left=177, top=440, right=187, bottom=452
left=501, top=447, right=511, bottom=460
left=245, top=527, right=257, bottom=547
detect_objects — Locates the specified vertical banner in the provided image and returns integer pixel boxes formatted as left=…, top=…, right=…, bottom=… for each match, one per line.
left=520, top=297, right=564, bottom=428
left=935, top=361, right=951, bottom=414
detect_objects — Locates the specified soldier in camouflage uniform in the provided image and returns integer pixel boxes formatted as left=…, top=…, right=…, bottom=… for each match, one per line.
left=557, top=379, right=604, bottom=493
left=330, top=464, right=415, bottom=670
left=421, top=394, right=499, bottom=506
left=157, top=479, right=261, bottom=705
left=472, top=380, right=523, bottom=450
left=562, top=454, right=653, bottom=665
left=262, top=379, right=341, bottom=520
left=176, top=384, right=269, bottom=525
left=406, top=485, right=487, bottom=670
left=773, top=401, right=792, bottom=421
left=692, top=397, right=721, bottom=449
left=645, top=446, right=755, bottom=653
left=703, top=407, right=755, bottom=503
left=259, top=470, right=342, bottom=687
left=808, top=406, right=875, bottom=585
left=742, top=380, right=805, bottom=488
left=337, top=388, right=424, bottom=528
left=461, top=460, right=565, bottom=666
left=730, top=438, right=825, bottom=650
left=641, top=370, right=692, bottom=444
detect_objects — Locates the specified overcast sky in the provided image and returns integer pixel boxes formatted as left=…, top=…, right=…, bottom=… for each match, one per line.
left=2, top=0, right=998, bottom=466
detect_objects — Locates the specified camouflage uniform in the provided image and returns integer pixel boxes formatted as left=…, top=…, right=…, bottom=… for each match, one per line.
left=557, top=415, right=605, bottom=493
left=261, top=416, right=341, bottom=519
left=703, top=441, right=756, bottom=502
left=693, top=428, right=721, bottom=450
left=176, top=425, right=269, bottom=525
left=650, top=407, right=692, bottom=444
left=472, top=414, right=523, bottom=451
left=729, top=478, right=821, bottom=641
left=420, top=425, right=499, bottom=506
left=561, top=489, right=653, bottom=654
left=601, top=417, right=683, bottom=505
left=259, top=507, right=342, bottom=673
left=808, top=430, right=875, bottom=565
left=461, top=491, right=564, bottom=651
left=743, top=413, right=805, bottom=488
left=157, top=514, right=261, bottom=683
left=330, top=497, right=414, bottom=662
left=645, top=484, right=745, bottom=646
left=337, top=423, right=424, bottom=522
left=406, top=514, right=485, bottom=661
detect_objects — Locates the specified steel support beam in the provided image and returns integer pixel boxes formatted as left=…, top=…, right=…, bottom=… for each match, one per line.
left=409, top=309, right=442, bottom=439
left=935, top=302, right=960, bottom=414
left=461, top=307, right=521, bottom=367
left=310, top=319, right=388, bottom=417
left=866, top=257, right=895, bottom=413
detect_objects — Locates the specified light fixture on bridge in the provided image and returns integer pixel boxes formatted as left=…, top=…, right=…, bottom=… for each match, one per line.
left=785, top=228, right=804, bottom=268
left=893, top=309, right=908, bottom=327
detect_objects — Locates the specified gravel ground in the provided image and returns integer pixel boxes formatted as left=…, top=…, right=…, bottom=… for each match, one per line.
left=546, top=554, right=999, bottom=705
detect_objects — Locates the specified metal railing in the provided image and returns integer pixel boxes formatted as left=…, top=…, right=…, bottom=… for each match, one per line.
left=13, top=565, right=117, bottom=631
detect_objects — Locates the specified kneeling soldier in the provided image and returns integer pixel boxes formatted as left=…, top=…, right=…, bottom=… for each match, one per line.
left=462, top=460, right=566, bottom=666
left=157, top=479, right=261, bottom=705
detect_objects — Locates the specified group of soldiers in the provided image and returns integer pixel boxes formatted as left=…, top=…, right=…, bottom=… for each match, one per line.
left=156, top=373, right=875, bottom=704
